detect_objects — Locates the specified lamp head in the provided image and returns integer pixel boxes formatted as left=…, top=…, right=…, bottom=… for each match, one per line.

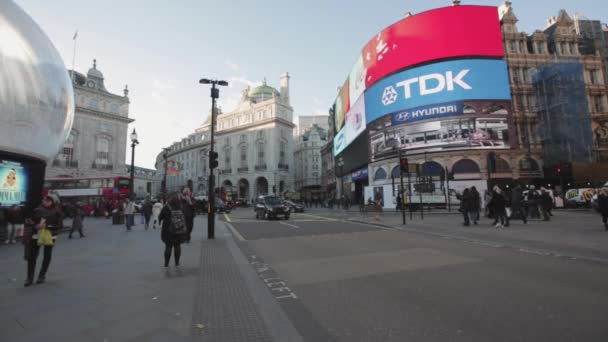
left=130, top=128, right=138, bottom=142
left=199, top=78, right=211, bottom=84
left=218, top=80, right=229, bottom=86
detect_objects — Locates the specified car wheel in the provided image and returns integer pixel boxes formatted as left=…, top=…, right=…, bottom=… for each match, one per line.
left=285, top=214, right=290, bottom=220
left=264, top=211, right=269, bottom=220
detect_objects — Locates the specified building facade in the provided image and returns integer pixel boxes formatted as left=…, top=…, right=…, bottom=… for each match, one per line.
left=361, top=2, right=608, bottom=207
left=294, top=124, right=327, bottom=201
left=297, top=115, right=329, bottom=135
left=155, top=73, right=296, bottom=201
left=125, top=166, right=156, bottom=200
left=46, top=60, right=133, bottom=178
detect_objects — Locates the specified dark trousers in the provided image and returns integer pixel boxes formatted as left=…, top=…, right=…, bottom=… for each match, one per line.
left=540, top=206, right=550, bottom=221
left=601, top=211, right=608, bottom=229
left=27, top=243, right=53, bottom=281
left=185, top=216, right=194, bottom=242
left=512, top=207, right=528, bottom=223
left=462, top=211, right=470, bottom=225
left=164, top=242, right=181, bottom=266
left=144, top=214, right=151, bottom=227
left=69, top=226, right=84, bottom=238
left=493, top=209, right=508, bottom=226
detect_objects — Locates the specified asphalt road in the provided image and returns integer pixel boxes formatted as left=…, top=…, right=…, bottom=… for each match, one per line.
left=221, top=207, right=608, bottom=342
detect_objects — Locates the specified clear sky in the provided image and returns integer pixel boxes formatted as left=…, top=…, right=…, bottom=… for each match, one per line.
left=16, top=0, right=606, bottom=169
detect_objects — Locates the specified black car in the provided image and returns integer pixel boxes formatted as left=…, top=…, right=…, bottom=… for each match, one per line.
left=255, top=195, right=290, bottom=220
left=284, top=200, right=304, bottom=213
left=215, top=198, right=231, bottom=213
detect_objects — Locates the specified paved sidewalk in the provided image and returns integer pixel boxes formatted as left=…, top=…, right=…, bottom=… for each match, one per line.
left=0, top=216, right=300, bottom=342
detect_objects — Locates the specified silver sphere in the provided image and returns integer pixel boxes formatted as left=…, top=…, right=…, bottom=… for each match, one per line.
left=0, top=1, right=74, bottom=162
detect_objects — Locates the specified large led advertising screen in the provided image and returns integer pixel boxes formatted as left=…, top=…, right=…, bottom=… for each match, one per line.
left=334, top=95, right=367, bottom=156
left=361, top=5, right=504, bottom=88
left=364, top=59, right=512, bottom=123
left=331, top=4, right=504, bottom=153
left=368, top=100, right=514, bottom=162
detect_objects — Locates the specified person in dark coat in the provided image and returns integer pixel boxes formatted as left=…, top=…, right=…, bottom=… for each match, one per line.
left=457, top=188, right=473, bottom=226
left=142, top=199, right=153, bottom=230
left=489, top=186, right=508, bottom=228
left=597, top=188, right=608, bottom=230
left=24, top=196, right=63, bottom=286
left=68, top=202, right=85, bottom=238
left=181, top=188, right=195, bottom=243
left=470, top=186, right=481, bottom=224
left=539, top=188, right=552, bottom=221
left=510, top=185, right=527, bottom=224
left=159, top=194, right=185, bottom=267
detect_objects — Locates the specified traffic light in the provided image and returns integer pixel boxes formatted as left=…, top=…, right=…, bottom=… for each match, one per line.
left=556, top=167, right=561, bottom=175
left=209, top=150, right=218, bottom=169
left=400, top=157, right=409, bottom=173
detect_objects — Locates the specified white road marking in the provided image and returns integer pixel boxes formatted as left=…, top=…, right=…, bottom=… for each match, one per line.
left=223, top=213, right=231, bottom=222
left=225, top=222, right=245, bottom=241
left=279, top=221, right=299, bottom=229
left=297, top=213, right=337, bottom=221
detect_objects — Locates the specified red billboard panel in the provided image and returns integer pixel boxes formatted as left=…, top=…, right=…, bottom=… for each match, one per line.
left=362, top=5, right=504, bottom=88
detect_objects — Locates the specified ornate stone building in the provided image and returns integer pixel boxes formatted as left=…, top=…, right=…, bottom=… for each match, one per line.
left=46, top=60, right=133, bottom=178
left=156, top=73, right=296, bottom=200
left=294, top=124, right=327, bottom=200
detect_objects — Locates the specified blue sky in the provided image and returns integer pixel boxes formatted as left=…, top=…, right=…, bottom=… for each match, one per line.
left=17, top=0, right=606, bottom=168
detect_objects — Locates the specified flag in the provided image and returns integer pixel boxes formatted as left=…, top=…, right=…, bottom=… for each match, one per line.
left=73, top=30, right=78, bottom=40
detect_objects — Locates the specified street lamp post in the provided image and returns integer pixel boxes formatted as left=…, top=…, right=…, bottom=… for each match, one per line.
left=129, top=129, right=139, bottom=200
left=337, top=157, right=345, bottom=209
left=161, top=147, right=168, bottom=198
left=199, top=78, right=228, bottom=239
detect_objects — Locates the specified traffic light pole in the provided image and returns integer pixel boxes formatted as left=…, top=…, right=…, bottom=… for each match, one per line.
left=207, top=85, right=218, bottom=239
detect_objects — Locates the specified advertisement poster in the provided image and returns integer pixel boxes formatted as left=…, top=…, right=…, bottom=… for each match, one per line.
left=364, top=59, right=512, bottom=124
left=0, top=159, right=28, bottom=207
left=368, top=100, right=513, bottom=162
left=334, top=80, right=350, bottom=132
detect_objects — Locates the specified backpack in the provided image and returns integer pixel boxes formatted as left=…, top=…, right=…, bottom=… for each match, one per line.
left=169, top=209, right=187, bottom=236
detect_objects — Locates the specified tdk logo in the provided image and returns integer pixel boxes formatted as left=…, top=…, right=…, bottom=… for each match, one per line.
left=381, top=70, right=472, bottom=106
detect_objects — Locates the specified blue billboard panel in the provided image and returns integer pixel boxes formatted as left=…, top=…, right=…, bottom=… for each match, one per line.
left=333, top=129, right=346, bottom=156
left=365, top=59, right=511, bottom=123
left=390, top=101, right=464, bottom=126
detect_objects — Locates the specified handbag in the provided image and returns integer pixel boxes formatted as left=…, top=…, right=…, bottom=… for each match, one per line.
left=37, top=227, right=54, bottom=246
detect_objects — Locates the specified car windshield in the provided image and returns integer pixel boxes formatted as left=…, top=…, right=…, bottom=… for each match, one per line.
left=264, top=196, right=282, bottom=205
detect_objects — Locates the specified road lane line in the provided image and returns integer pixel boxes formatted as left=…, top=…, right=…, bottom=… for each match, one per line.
left=298, top=213, right=336, bottom=221
left=223, top=213, right=232, bottom=222
left=279, top=221, right=299, bottom=229
left=225, top=222, right=245, bottom=241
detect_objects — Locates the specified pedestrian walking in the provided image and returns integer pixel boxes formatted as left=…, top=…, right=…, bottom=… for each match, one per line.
left=489, top=185, right=508, bottom=228
left=68, top=203, right=85, bottom=238
left=597, top=188, right=608, bottom=230
left=470, top=186, right=481, bottom=224
left=457, top=188, right=473, bottom=226
left=539, top=188, right=552, bottom=221
left=142, top=199, right=153, bottom=230
left=182, top=188, right=195, bottom=243
left=152, top=200, right=163, bottom=229
left=510, top=185, right=528, bottom=224
left=123, top=198, right=135, bottom=231
left=528, top=186, right=540, bottom=219
left=6, top=205, right=24, bottom=243
left=159, top=194, right=187, bottom=267
left=484, top=190, right=493, bottom=218
left=24, top=196, right=62, bottom=287
left=0, top=207, right=8, bottom=243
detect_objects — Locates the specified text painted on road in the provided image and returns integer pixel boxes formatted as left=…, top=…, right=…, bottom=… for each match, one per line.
left=249, top=255, right=298, bottom=300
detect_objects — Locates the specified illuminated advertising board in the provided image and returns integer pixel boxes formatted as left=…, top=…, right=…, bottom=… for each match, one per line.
left=334, top=95, right=367, bottom=156
left=0, top=159, right=29, bottom=207
left=362, top=5, right=504, bottom=87
left=334, top=80, right=350, bottom=132
left=364, top=59, right=511, bottom=124
left=368, top=100, right=514, bottom=162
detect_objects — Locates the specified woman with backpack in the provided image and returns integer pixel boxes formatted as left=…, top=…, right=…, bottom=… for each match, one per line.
left=158, top=194, right=187, bottom=267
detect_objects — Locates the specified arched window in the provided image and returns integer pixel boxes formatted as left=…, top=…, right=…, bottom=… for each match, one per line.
left=61, top=130, right=77, bottom=164
left=391, top=165, right=400, bottom=178
left=519, top=158, right=539, bottom=171
left=495, top=158, right=511, bottom=172
left=421, top=161, right=444, bottom=177
left=374, top=168, right=387, bottom=181
left=452, top=159, right=480, bottom=174
left=224, top=146, right=231, bottom=165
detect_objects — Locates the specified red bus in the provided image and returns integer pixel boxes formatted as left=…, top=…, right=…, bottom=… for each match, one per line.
left=43, top=176, right=130, bottom=215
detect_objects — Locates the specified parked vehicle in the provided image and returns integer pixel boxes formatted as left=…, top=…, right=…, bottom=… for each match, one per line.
left=255, top=195, right=290, bottom=220
left=284, top=200, right=304, bottom=213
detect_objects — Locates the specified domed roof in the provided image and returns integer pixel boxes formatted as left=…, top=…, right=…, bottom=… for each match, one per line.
left=248, top=78, right=279, bottom=100
left=87, top=59, right=103, bottom=79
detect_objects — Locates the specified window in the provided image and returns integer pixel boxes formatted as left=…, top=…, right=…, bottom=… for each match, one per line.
left=511, top=68, right=520, bottom=83
left=240, top=145, right=247, bottom=166
left=224, top=147, right=231, bottom=165
left=96, top=137, right=110, bottom=165
left=88, top=98, right=98, bottom=110
left=61, top=131, right=77, bottom=163
left=519, top=41, right=526, bottom=54
left=593, top=95, right=604, bottom=112
left=374, top=168, right=387, bottom=181
left=110, top=103, right=119, bottom=114
left=509, top=41, right=517, bottom=53
left=279, top=141, right=286, bottom=164
left=590, top=69, right=601, bottom=85
left=257, top=142, right=265, bottom=164
left=537, top=42, right=545, bottom=54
